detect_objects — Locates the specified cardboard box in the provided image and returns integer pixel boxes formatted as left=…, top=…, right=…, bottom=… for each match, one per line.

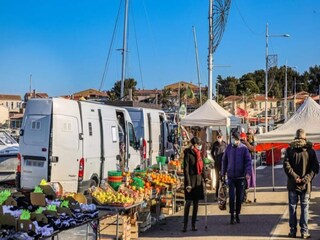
left=3, top=196, right=18, bottom=206
left=30, top=192, right=46, bottom=207
left=57, top=207, right=73, bottom=217
left=64, top=192, right=87, bottom=204
left=30, top=213, right=48, bottom=224
left=0, top=213, right=17, bottom=229
left=43, top=209, right=59, bottom=218
left=17, top=219, right=36, bottom=232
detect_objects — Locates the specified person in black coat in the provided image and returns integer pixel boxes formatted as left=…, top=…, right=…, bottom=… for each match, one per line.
left=183, top=137, right=207, bottom=232
left=211, top=131, right=227, bottom=198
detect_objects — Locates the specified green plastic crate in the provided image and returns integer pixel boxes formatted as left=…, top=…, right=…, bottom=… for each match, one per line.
left=156, top=156, right=167, bottom=165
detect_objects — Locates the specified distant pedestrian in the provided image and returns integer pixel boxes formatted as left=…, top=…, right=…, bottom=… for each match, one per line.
left=211, top=131, right=227, bottom=198
left=283, top=129, right=319, bottom=239
left=182, top=137, right=208, bottom=232
left=240, top=129, right=256, bottom=203
left=221, top=131, right=252, bottom=224
left=240, top=127, right=247, bottom=141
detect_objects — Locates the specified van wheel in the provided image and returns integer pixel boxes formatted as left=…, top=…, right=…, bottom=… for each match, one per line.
left=90, top=179, right=98, bottom=187
left=84, top=179, right=98, bottom=195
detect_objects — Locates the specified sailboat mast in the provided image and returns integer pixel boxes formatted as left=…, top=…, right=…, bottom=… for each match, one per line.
left=192, top=26, right=202, bottom=106
left=120, top=0, right=129, bottom=100
left=208, top=0, right=213, bottom=100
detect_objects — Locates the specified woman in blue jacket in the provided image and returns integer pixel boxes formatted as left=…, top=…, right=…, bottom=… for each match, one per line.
left=221, top=131, right=252, bottom=224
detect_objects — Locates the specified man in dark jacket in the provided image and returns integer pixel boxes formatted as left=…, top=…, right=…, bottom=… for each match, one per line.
left=221, top=131, right=252, bottom=224
left=283, top=129, right=319, bottom=239
left=211, top=131, right=227, bottom=198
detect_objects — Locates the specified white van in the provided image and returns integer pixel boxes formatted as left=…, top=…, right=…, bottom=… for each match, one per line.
left=17, top=98, right=141, bottom=193
left=125, top=107, right=174, bottom=168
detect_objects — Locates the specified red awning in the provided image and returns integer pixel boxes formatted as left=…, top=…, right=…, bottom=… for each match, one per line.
left=255, top=142, right=320, bottom=152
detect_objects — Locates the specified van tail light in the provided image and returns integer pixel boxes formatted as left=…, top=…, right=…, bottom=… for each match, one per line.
left=78, top=158, right=84, bottom=181
left=142, top=139, right=147, bottom=160
left=16, top=153, right=21, bottom=173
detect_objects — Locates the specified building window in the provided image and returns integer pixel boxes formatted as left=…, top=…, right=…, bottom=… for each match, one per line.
left=11, top=102, right=14, bottom=109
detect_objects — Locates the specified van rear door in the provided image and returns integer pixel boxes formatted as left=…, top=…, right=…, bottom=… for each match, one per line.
left=49, top=99, right=82, bottom=193
left=20, top=99, right=52, bottom=190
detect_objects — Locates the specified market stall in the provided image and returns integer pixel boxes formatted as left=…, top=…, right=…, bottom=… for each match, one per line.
left=0, top=181, right=99, bottom=239
left=256, top=97, right=320, bottom=190
left=0, top=165, right=184, bottom=240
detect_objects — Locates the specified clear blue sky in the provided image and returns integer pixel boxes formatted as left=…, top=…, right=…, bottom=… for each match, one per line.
left=0, top=0, right=319, bottom=97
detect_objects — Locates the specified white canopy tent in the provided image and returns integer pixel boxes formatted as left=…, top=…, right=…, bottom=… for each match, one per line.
left=255, top=97, right=320, bottom=191
left=256, top=97, right=320, bottom=143
left=181, top=99, right=241, bottom=127
left=181, top=99, right=231, bottom=127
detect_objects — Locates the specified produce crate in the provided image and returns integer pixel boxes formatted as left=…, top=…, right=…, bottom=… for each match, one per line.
left=108, top=171, right=123, bottom=177
left=99, top=215, right=131, bottom=240
left=131, top=221, right=139, bottom=239
left=161, top=206, right=173, bottom=215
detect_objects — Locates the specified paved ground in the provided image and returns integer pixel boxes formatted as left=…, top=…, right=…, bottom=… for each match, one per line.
left=139, top=164, right=320, bottom=240
left=56, top=162, right=320, bottom=239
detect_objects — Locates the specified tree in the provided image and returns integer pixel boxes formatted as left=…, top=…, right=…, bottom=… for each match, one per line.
left=238, top=80, right=259, bottom=96
left=306, top=65, right=320, bottom=94
left=217, top=75, right=239, bottom=96
left=159, top=88, right=173, bottom=109
left=111, top=78, right=137, bottom=100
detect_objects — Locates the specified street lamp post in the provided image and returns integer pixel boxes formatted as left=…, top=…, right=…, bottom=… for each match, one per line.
left=284, top=65, right=297, bottom=122
left=284, top=63, right=288, bottom=122
left=265, top=23, right=289, bottom=132
left=294, top=79, right=303, bottom=113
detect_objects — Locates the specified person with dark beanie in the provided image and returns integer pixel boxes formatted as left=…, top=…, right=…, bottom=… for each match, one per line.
left=182, top=136, right=208, bottom=232
left=284, top=129, right=319, bottom=239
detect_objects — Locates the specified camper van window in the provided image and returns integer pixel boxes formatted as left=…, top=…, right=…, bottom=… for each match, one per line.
left=128, top=123, right=136, bottom=148
left=118, top=124, right=124, bottom=143
left=88, top=122, right=93, bottom=136
left=111, top=126, right=117, bottom=142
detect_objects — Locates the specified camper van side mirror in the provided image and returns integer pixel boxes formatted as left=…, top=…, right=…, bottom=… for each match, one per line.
left=19, top=129, right=24, bottom=137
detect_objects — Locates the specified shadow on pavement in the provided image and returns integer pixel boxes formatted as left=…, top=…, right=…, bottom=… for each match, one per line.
left=140, top=214, right=282, bottom=238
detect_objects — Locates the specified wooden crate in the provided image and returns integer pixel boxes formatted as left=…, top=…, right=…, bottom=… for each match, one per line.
left=161, top=206, right=173, bottom=215
left=100, top=215, right=131, bottom=240
left=131, top=221, right=139, bottom=239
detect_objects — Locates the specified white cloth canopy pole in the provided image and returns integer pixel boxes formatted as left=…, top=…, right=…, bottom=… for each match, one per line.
left=272, top=148, right=275, bottom=191
left=253, top=149, right=257, bottom=202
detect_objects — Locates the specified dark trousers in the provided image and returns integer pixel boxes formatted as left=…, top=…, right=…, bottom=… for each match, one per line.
left=228, top=178, right=245, bottom=216
left=183, top=199, right=199, bottom=228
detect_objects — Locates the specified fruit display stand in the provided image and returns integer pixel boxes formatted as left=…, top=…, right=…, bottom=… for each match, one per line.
left=90, top=184, right=144, bottom=240
left=92, top=169, right=184, bottom=238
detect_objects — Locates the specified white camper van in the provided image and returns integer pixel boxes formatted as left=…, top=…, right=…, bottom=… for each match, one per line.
left=17, top=98, right=141, bottom=193
left=125, top=107, right=174, bottom=168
